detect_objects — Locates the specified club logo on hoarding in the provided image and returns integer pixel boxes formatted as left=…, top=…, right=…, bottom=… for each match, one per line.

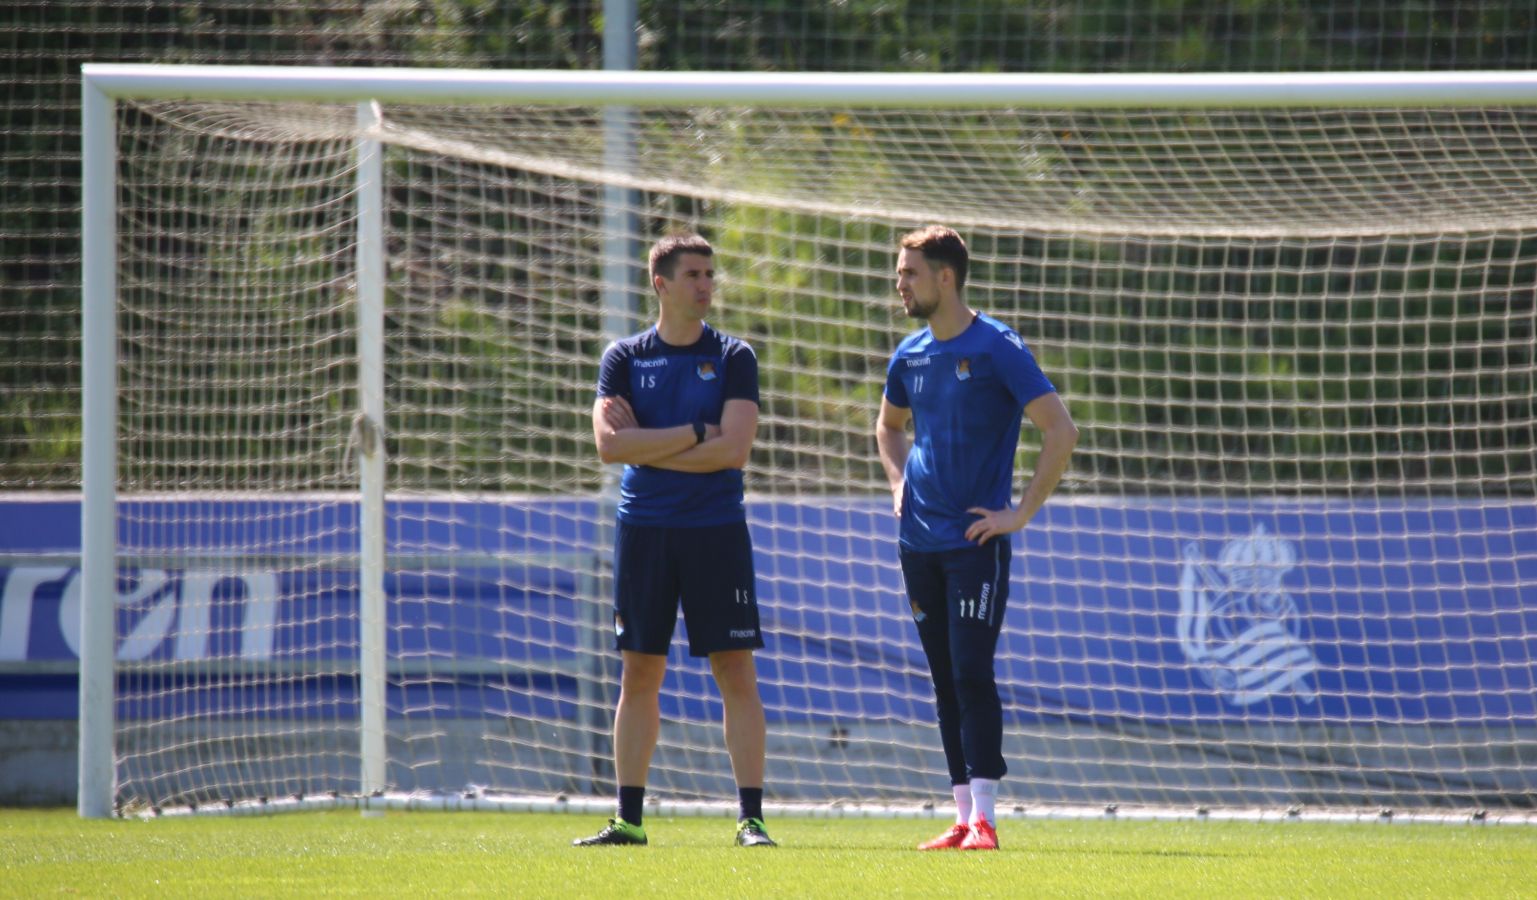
left=1177, top=525, right=1317, bottom=706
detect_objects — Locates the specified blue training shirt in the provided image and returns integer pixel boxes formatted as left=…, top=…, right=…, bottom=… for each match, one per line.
left=884, top=312, right=1056, bottom=552
left=596, top=323, right=760, bottom=527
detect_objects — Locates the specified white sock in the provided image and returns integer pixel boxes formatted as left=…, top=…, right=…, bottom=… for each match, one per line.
left=951, top=783, right=972, bottom=826
left=968, top=778, right=998, bottom=827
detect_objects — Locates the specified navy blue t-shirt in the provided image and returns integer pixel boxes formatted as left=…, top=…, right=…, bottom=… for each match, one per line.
left=884, top=313, right=1056, bottom=552
left=596, top=323, right=760, bottom=527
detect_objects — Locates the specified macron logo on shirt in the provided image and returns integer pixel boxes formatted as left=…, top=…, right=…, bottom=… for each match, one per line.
left=905, top=356, right=932, bottom=368
left=633, top=357, right=668, bottom=368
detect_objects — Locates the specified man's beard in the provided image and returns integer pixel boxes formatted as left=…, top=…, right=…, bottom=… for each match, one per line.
left=905, top=295, right=938, bottom=319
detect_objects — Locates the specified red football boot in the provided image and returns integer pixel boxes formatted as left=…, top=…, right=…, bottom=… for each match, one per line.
left=959, top=818, right=998, bottom=850
left=917, top=822, right=970, bottom=850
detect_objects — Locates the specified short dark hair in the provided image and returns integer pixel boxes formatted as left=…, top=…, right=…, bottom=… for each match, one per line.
left=900, top=225, right=968, bottom=292
left=649, top=232, right=714, bottom=282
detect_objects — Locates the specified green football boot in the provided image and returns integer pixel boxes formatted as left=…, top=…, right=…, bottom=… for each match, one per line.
left=735, top=817, right=778, bottom=847
left=572, top=818, right=648, bottom=846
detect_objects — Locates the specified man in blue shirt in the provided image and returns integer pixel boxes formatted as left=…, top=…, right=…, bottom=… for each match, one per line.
left=575, top=233, right=776, bottom=848
left=876, top=226, right=1079, bottom=851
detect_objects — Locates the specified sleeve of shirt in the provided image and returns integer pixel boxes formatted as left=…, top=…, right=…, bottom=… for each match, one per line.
left=722, top=340, right=760, bottom=406
left=595, top=341, right=630, bottom=400
left=883, top=352, right=910, bottom=408
left=998, top=332, right=1056, bottom=408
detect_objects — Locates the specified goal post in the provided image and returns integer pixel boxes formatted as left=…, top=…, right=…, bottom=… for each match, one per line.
left=353, top=98, right=388, bottom=804
left=78, top=75, right=118, bottom=821
left=79, top=65, right=1537, bottom=821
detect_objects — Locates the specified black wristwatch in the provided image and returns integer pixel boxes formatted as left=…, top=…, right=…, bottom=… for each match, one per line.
left=692, top=420, right=707, bottom=445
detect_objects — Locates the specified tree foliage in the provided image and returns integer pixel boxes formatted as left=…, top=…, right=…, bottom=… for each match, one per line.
left=2, top=1, right=1535, bottom=492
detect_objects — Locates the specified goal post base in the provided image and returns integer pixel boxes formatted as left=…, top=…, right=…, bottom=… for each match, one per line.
left=134, top=791, right=1537, bottom=828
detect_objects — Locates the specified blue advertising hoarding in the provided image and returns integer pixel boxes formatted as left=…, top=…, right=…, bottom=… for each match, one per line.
left=1, top=495, right=1533, bottom=725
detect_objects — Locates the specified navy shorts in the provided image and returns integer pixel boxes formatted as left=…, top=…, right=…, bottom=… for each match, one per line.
left=612, top=520, right=764, bottom=657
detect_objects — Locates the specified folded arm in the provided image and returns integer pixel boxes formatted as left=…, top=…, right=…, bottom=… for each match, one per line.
left=645, top=397, right=757, bottom=473
left=591, top=395, right=755, bottom=472
left=592, top=395, right=700, bottom=466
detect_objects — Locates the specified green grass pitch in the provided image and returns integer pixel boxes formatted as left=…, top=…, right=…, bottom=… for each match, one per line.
left=3, top=807, right=1534, bottom=897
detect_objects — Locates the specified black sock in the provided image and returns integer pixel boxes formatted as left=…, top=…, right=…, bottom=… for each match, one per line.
left=618, top=785, right=645, bottom=827
left=738, top=787, right=764, bottom=822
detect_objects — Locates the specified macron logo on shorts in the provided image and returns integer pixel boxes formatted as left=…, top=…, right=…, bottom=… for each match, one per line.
left=729, top=629, right=758, bottom=639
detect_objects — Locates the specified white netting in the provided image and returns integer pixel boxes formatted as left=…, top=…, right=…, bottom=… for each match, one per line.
left=132, top=100, right=1537, bottom=236
left=105, top=92, right=1536, bottom=815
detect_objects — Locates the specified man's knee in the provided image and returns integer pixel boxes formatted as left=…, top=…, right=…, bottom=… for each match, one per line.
left=620, top=652, right=668, bottom=695
left=709, top=649, right=760, bottom=697
left=951, top=657, right=997, bottom=701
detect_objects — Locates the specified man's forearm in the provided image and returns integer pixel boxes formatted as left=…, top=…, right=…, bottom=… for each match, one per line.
left=644, top=434, right=749, bottom=473
left=596, top=423, right=699, bottom=466
left=875, top=423, right=908, bottom=489
left=1013, top=426, right=1077, bottom=526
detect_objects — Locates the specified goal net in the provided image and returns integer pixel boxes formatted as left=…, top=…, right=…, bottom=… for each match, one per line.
left=82, top=68, right=1537, bottom=819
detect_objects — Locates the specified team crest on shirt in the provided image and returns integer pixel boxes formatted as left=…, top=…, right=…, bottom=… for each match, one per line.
left=955, top=358, right=972, bottom=381
left=697, top=360, right=717, bottom=381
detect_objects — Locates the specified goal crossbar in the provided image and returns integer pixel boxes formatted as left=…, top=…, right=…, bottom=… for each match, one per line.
left=82, top=64, right=1537, bottom=108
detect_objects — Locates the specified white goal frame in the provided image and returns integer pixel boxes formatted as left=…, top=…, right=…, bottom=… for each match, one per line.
left=78, top=64, right=1537, bottom=820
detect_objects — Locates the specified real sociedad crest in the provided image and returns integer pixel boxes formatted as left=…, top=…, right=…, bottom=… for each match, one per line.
left=697, top=360, right=717, bottom=381
left=1177, top=524, right=1317, bottom=706
left=955, top=357, right=971, bottom=381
